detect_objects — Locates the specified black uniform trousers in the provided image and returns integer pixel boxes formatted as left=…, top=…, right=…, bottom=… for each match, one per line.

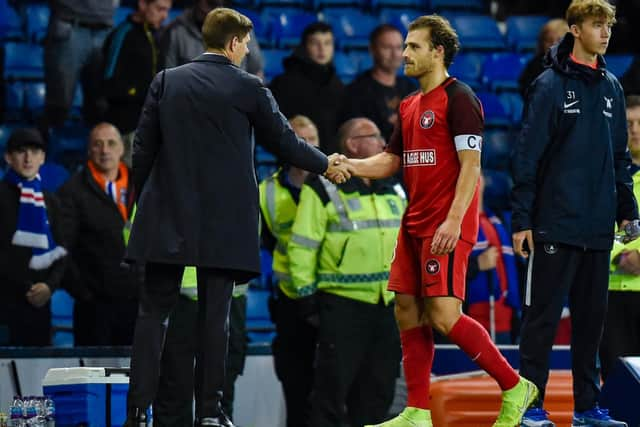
left=153, top=294, right=247, bottom=426
left=599, top=290, right=640, bottom=380
left=309, top=292, right=401, bottom=427
left=127, top=262, right=234, bottom=420
left=519, top=243, right=609, bottom=412
left=271, top=288, right=318, bottom=427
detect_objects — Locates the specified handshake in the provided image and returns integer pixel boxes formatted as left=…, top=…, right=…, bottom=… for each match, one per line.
left=324, top=153, right=355, bottom=184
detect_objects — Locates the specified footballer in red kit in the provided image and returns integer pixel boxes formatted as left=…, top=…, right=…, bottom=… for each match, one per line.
left=339, top=14, right=538, bottom=427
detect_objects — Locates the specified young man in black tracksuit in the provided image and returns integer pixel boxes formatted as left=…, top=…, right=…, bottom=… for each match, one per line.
left=512, top=1, right=636, bottom=426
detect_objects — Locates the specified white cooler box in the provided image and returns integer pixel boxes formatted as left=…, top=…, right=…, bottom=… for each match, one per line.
left=42, top=367, right=130, bottom=427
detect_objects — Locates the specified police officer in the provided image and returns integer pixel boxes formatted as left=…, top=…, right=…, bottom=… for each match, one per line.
left=288, top=118, right=406, bottom=427
left=259, top=115, right=320, bottom=427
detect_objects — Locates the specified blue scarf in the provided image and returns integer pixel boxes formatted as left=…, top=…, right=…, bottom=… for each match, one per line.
left=5, top=168, right=67, bottom=270
left=468, top=209, right=520, bottom=310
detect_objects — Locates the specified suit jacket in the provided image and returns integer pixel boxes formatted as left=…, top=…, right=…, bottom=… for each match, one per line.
left=126, top=53, right=328, bottom=282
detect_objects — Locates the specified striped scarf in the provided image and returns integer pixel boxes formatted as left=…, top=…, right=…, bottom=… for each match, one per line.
left=5, top=168, right=67, bottom=270
left=87, top=160, right=129, bottom=221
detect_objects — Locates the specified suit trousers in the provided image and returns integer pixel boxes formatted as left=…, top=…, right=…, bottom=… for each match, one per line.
left=519, top=243, right=609, bottom=412
left=127, top=262, right=234, bottom=419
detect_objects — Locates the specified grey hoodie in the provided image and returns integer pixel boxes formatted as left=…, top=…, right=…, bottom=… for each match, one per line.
left=161, top=8, right=263, bottom=75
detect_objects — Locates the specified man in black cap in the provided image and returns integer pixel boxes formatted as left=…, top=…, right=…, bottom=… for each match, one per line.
left=0, top=128, right=67, bottom=346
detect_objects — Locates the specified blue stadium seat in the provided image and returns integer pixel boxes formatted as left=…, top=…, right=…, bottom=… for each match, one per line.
left=3, top=42, right=44, bottom=80
left=238, top=8, right=272, bottom=46
left=313, top=0, right=366, bottom=11
left=262, top=48, right=289, bottom=82
left=255, top=144, right=279, bottom=182
left=26, top=3, right=49, bottom=43
left=114, top=6, right=133, bottom=26
left=499, top=92, right=524, bottom=124
left=378, top=8, right=420, bottom=34
left=259, top=0, right=307, bottom=8
left=5, top=82, right=25, bottom=120
left=605, top=54, right=634, bottom=79
left=483, top=169, right=513, bottom=212
left=371, top=0, right=423, bottom=11
left=446, top=15, right=505, bottom=51
left=323, top=9, right=379, bottom=49
left=482, top=52, right=530, bottom=91
left=449, top=52, right=485, bottom=90
left=506, top=15, right=548, bottom=52
left=246, top=288, right=275, bottom=343
left=0, top=124, right=24, bottom=157
left=270, top=11, right=317, bottom=48
left=429, top=0, right=484, bottom=13
left=0, top=1, right=24, bottom=40
left=24, top=81, right=45, bottom=112
left=482, top=129, right=512, bottom=171
left=47, top=124, right=89, bottom=169
left=334, top=51, right=359, bottom=83
left=477, top=91, right=511, bottom=127
left=352, top=50, right=373, bottom=72
left=40, top=162, right=71, bottom=192
left=51, top=289, right=74, bottom=348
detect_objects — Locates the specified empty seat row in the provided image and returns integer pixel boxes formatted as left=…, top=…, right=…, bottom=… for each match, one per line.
left=4, top=80, right=83, bottom=121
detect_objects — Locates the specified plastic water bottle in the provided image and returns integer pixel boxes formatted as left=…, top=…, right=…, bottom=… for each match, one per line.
left=8, top=396, right=23, bottom=427
left=23, top=397, right=38, bottom=427
left=43, top=397, right=54, bottom=427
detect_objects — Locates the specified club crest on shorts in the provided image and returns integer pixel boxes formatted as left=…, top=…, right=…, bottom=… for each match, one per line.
left=544, top=244, right=558, bottom=255
left=420, top=110, right=435, bottom=129
left=425, top=259, right=440, bottom=275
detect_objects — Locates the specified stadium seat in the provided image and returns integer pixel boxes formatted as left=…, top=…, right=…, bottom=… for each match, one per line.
left=3, top=42, right=44, bottom=80
left=51, top=289, right=74, bottom=348
left=246, top=288, right=275, bottom=343
left=477, top=91, right=511, bottom=127
left=24, top=81, right=45, bottom=113
left=262, top=48, right=289, bottom=82
left=351, top=50, right=372, bottom=72
left=334, top=51, right=359, bottom=83
left=237, top=8, right=272, bottom=46
left=0, top=124, right=23, bottom=157
left=482, top=169, right=513, bottom=212
left=39, top=161, right=70, bottom=192
left=5, top=81, right=25, bottom=120
left=164, top=7, right=182, bottom=25
left=114, top=6, right=133, bottom=26
left=499, top=92, right=524, bottom=124
left=379, top=8, right=420, bottom=35
left=482, top=129, right=512, bottom=171
left=47, top=124, right=89, bottom=170
left=259, top=0, right=307, bottom=8
left=449, top=52, right=485, bottom=90
left=605, top=54, right=634, bottom=79
left=270, top=11, right=317, bottom=48
left=446, top=15, right=505, bottom=51
left=322, top=9, right=379, bottom=49
left=371, top=0, right=423, bottom=11
left=0, top=1, right=24, bottom=40
left=255, top=144, right=279, bottom=182
left=26, top=3, right=49, bottom=43
left=482, top=52, right=530, bottom=91
left=506, top=15, right=548, bottom=52
left=313, top=0, right=366, bottom=11
left=428, top=0, right=484, bottom=13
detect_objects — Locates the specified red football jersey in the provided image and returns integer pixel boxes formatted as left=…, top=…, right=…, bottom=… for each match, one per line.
left=386, top=77, right=483, bottom=243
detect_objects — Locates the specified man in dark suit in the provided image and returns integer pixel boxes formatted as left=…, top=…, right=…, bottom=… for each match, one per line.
left=123, top=8, right=349, bottom=427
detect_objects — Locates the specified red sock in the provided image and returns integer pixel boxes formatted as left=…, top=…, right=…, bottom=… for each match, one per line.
left=401, top=326, right=434, bottom=409
left=447, top=314, right=519, bottom=390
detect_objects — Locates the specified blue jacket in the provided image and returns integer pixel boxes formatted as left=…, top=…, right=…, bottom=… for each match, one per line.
left=511, top=34, right=638, bottom=251
left=467, top=209, right=520, bottom=309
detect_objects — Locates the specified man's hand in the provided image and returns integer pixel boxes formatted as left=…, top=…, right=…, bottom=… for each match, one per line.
left=513, top=230, right=534, bottom=258
left=26, top=282, right=52, bottom=308
left=431, top=217, right=461, bottom=255
left=618, top=250, right=640, bottom=275
left=325, top=153, right=351, bottom=184
left=478, top=246, right=499, bottom=271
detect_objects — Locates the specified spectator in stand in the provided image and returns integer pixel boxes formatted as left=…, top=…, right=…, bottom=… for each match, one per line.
left=270, top=22, right=344, bottom=155
left=102, top=0, right=172, bottom=167
left=518, top=19, right=569, bottom=98
left=466, top=174, right=520, bottom=345
left=58, top=123, right=139, bottom=346
left=44, top=0, right=115, bottom=127
left=160, top=0, right=263, bottom=77
left=339, top=25, right=418, bottom=142
left=0, top=129, right=67, bottom=346
left=600, top=95, right=640, bottom=380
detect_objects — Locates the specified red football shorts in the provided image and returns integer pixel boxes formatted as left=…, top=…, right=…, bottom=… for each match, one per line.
left=388, top=226, right=473, bottom=299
